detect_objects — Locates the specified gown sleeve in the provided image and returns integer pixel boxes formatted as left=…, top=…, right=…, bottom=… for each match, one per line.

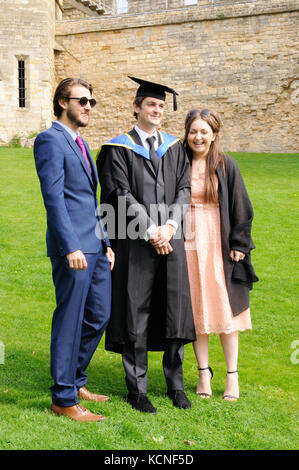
left=97, top=145, right=156, bottom=236
left=167, top=142, right=191, bottom=227
left=226, top=156, right=255, bottom=254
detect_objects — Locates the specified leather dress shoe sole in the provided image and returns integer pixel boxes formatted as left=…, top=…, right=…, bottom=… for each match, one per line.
left=78, top=386, right=110, bottom=403
left=51, top=403, right=106, bottom=422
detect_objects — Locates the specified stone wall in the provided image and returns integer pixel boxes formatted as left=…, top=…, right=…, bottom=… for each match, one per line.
left=0, top=0, right=55, bottom=145
left=54, top=0, right=299, bottom=152
left=62, top=5, right=88, bottom=19
left=0, top=0, right=297, bottom=151
left=122, top=0, right=248, bottom=15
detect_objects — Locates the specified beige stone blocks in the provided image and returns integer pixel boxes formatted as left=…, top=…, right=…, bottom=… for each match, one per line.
left=54, top=2, right=298, bottom=152
left=0, top=0, right=298, bottom=152
left=0, top=0, right=55, bottom=144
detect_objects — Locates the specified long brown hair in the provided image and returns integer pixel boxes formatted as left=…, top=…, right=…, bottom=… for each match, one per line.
left=183, top=108, right=224, bottom=203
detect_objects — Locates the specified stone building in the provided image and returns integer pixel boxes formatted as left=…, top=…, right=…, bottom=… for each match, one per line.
left=0, top=0, right=55, bottom=146
left=0, top=0, right=298, bottom=152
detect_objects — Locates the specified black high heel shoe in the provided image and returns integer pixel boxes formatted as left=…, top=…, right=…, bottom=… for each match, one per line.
left=223, top=369, right=239, bottom=401
left=196, top=366, right=213, bottom=398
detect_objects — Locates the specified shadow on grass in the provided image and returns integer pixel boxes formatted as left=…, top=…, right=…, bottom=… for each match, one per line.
left=0, top=347, right=174, bottom=408
left=0, top=346, right=207, bottom=410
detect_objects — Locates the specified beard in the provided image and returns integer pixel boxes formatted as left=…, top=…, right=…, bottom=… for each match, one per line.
left=66, top=108, right=88, bottom=127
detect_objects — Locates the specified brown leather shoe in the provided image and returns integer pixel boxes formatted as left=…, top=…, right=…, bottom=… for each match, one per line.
left=51, top=403, right=106, bottom=422
left=78, top=386, right=110, bottom=403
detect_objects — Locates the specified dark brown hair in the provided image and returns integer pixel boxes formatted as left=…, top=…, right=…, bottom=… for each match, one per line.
left=53, top=78, right=93, bottom=117
left=183, top=108, right=224, bottom=204
left=133, top=96, right=146, bottom=120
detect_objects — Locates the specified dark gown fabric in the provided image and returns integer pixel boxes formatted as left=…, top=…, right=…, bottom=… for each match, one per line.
left=216, top=155, right=258, bottom=316
left=97, top=130, right=196, bottom=353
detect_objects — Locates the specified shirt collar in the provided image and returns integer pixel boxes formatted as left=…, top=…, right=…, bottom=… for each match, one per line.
left=134, top=124, right=158, bottom=149
left=54, top=120, right=79, bottom=141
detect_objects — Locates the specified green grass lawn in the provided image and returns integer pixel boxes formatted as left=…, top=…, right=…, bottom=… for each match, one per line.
left=0, top=147, right=298, bottom=450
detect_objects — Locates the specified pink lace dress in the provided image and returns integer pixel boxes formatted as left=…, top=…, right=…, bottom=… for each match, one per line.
left=185, top=161, right=252, bottom=335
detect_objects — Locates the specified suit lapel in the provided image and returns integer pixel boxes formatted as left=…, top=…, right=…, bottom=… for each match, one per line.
left=53, top=122, right=95, bottom=188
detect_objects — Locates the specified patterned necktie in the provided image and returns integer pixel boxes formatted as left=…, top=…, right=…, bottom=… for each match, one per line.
left=75, top=135, right=91, bottom=174
left=146, top=136, right=159, bottom=174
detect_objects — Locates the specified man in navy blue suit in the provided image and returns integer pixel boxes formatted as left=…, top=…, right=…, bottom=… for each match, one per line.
left=34, top=78, right=114, bottom=422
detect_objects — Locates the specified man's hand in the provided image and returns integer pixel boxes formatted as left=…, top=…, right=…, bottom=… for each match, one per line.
left=154, top=242, right=173, bottom=256
left=149, top=224, right=175, bottom=248
left=106, top=247, right=115, bottom=271
left=67, top=250, right=88, bottom=270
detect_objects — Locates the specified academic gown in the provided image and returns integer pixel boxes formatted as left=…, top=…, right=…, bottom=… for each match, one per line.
left=216, top=155, right=258, bottom=316
left=97, top=129, right=196, bottom=353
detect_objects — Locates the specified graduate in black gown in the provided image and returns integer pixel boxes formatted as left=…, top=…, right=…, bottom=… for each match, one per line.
left=97, top=77, right=195, bottom=413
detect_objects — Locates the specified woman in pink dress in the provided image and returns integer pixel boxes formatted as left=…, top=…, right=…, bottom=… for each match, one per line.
left=183, top=109, right=258, bottom=401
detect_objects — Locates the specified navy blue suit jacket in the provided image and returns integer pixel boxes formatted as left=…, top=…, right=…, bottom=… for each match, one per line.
left=34, top=121, right=109, bottom=257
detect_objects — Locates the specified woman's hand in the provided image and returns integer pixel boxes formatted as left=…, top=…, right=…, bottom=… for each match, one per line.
left=230, top=250, right=245, bottom=262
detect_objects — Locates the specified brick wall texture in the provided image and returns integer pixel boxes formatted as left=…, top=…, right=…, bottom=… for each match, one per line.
left=54, top=0, right=299, bottom=152
left=0, top=0, right=55, bottom=144
left=0, top=0, right=298, bottom=152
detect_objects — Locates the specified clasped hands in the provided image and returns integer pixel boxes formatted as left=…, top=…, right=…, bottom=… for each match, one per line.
left=149, top=224, right=175, bottom=255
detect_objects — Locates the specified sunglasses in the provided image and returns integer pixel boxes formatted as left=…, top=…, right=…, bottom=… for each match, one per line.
left=63, top=96, right=97, bottom=108
left=188, top=109, right=210, bottom=118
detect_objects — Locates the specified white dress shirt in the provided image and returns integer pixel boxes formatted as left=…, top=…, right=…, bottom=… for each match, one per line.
left=134, top=124, right=159, bottom=150
left=54, top=120, right=79, bottom=140
left=134, top=125, right=178, bottom=240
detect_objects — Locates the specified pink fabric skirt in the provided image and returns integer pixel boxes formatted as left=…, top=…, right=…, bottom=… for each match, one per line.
left=185, top=202, right=252, bottom=336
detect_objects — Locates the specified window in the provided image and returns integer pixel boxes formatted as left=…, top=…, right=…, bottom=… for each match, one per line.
left=18, top=60, right=26, bottom=108
left=116, top=0, right=128, bottom=14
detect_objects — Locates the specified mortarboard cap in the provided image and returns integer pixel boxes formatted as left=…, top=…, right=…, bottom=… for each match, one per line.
left=128, top=76, right=178, bottom=111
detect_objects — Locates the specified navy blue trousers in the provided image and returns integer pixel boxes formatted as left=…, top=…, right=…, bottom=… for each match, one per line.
left=50, top=246, right=111, bottom=407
